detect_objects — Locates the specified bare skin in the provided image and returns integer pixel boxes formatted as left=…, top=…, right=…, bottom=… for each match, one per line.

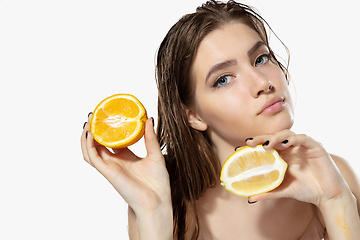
left=185, top=23, right=360, bottom=239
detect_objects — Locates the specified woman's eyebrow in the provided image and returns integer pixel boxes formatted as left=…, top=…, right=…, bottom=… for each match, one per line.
left=205, top=59, right=237, bottom=84
left=204, top=41, right=267, bottom=84
left=248, top=41, right=267, bottom=57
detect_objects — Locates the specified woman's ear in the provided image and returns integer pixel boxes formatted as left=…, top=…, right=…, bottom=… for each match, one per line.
left=185, top=108, right=208, bottom=131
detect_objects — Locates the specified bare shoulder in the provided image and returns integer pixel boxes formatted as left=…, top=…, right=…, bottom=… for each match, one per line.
left=330, top=154, right=360, bottom=212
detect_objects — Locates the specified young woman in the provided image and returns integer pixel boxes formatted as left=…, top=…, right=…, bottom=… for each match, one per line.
left=81, top=1, right=360, bottom=239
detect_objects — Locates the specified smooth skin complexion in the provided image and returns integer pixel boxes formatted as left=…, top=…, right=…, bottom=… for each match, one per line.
left=184, top=22, right=360, bottom=239
left=188, top=23, right=359, bottom=239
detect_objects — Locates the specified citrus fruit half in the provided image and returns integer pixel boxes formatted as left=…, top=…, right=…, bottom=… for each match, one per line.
left=220, top=145, right=287, bottom=197
left=90, top=94, right=148, bottom=148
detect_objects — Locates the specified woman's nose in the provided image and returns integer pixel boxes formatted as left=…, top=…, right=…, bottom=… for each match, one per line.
left=256, top=81, right=274, bottom=96
left=247, top=68, right=274, bottom=98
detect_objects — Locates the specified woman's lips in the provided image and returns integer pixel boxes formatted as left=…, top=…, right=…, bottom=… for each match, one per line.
left=258, top=97, right=285, bottom=116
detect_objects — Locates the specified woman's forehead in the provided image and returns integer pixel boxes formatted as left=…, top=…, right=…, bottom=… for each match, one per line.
left=198, top=22, right=262, bottom=55
left=192, top=23, right=264, bottom=77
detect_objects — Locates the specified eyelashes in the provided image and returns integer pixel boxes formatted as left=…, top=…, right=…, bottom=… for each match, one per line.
left=211, top=53, right=271, bottom=88
left=212, top=53, right=270, bottom=88
left=212, top=75, right=232, bottom=88
left=254, top=53, right=270, bottom=67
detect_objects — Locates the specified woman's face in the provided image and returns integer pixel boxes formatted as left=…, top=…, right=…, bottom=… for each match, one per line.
left=188, top=22, right=294, bottom=158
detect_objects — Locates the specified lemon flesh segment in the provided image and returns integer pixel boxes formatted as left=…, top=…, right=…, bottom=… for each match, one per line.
left=220, top=145, right=287, bottom=197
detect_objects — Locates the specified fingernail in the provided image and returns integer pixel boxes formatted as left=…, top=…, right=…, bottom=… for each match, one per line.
left=248, top=199, right=257, bottom=204
left=235, top=146, right=241, bottom=151
left=151, top=117, right=154, bottom=127
left=282, top=139, right=289, bottom=144
left=245, top=138, right=253, bottom=142
left=262, top=140, right=270, bottom=146
left=83, top=122, right=87, bottom=129
left=85, top=131, right=88, bottom=139
left=88, top=112, right=93, bottom=118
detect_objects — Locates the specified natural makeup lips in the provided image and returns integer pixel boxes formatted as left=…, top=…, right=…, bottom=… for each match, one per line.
left=258, top=97, right=285, bottom=116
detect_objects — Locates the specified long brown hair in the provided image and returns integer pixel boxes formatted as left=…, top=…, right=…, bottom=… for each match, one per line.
left=155, top=1, right=289, bottom=239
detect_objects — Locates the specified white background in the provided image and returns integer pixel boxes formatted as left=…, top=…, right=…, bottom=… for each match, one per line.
left=0, top=0, right=359, bottom=239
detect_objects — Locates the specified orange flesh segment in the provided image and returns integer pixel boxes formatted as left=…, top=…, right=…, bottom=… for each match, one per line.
left=90, top=94, right=147, bottom=148
left=102, top=98, right=140, bottom=118
left=94, top=121, right=139, bottom=142
left=93, top=98, right=141, bottom=142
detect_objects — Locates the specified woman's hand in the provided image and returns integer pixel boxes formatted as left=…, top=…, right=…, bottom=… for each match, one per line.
left=245, top=129, right=351, bottom=207
left=81, top=114, right=172, bottom=217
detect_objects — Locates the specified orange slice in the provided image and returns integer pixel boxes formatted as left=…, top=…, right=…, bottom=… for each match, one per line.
left=90, top=94, right=147, bottom=148
left=220, top=145, right=287, bottom=197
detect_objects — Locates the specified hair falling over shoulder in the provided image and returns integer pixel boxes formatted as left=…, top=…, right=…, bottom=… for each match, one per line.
left=155, top=1, right=290, bottom=239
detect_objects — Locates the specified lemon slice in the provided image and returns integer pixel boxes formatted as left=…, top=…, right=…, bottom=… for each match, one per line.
left=220, top=145, right=287, bottom=197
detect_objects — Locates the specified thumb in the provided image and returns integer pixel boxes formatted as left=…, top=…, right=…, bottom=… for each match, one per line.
left=144, top=117, right=164, bottom=162
left=248, top=192, right=274, bottom=203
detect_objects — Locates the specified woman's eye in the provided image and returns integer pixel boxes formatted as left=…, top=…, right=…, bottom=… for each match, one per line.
left=254, top=54, right=270, bottom=67
left=213, top=75, right=232, bottom=88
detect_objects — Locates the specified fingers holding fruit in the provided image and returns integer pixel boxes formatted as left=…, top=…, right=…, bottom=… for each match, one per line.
left=81, top=112, right=111, bottom=168
left=81, top=116, right=92, bottom=166
left=238, top=131, right=347, bottom=205
left=246, top=130, right=327, bottom=162
left=245, top=129, right=296, bottom=151
left=80, top=94, right=171, bottom=212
